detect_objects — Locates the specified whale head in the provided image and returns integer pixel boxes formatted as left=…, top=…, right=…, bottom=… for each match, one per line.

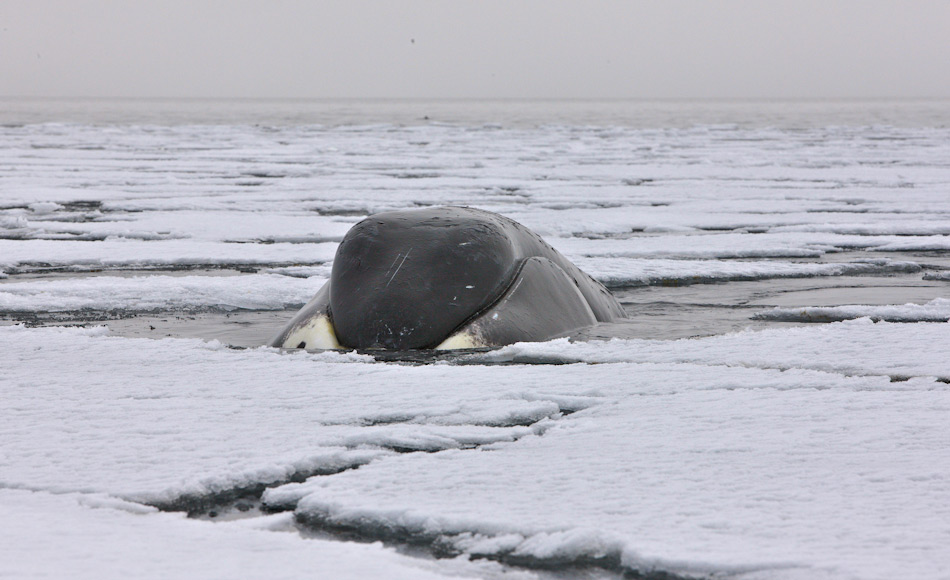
left=267, top=206, right=621, bottom=352
left=328, top=208, right=516, bottom=349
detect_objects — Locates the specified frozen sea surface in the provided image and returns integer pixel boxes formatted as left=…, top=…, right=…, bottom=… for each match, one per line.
left=2, top=99, right=950, bottom=580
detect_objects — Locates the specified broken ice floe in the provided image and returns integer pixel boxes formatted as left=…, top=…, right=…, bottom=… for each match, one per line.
left=0, top=239, right=336, bottom=274
left=4, top=318, right=950, bottom=578
left=754, top=297, right=950, bottom=323
left=576, top=257, right=921, bottom=288
left=0, top=274, right=326, bottom=313
left=5, top=110, right=950, bottom=580
left=0, top=489, right=523, bottom=580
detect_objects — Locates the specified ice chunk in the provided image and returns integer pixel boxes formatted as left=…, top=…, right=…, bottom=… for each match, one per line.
left=754, top=298, right=950, bottom=323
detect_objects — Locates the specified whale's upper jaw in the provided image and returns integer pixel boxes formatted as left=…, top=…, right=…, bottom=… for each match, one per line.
left=328, top=207, right=517, bottom=350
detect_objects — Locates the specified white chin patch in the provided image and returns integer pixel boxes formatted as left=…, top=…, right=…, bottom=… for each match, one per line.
left=434, top=330, right=485, bottom=350
left=280, top=315, right=341, bottom=350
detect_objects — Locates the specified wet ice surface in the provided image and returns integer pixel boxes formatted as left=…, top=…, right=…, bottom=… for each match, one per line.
left=2, top=100, right=950, bottom=580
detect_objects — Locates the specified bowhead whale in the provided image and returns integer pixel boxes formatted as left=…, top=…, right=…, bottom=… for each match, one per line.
left=268, top=206, right=625, bottom=350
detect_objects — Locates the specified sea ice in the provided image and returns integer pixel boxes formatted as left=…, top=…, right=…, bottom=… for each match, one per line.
left=0, top=489, right=533, bottom=580
left=3, top=319, right=949, bottom=579
left=3, top=107, right=950, bottom=579
left=0, top=273, right=326, bottom=312
left=755, top=297, right=950, bottom=322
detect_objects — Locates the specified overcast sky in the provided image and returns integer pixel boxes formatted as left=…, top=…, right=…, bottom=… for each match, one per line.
left=2, top=0, right=948, bottom=100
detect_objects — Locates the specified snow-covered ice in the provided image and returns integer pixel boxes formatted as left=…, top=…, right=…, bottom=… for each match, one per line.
left=0, top=239, right=338, bottom=272
left=573, top=256, right=921, bottom=288
left=3, top=100, right=950, bottom=579
left=0, top=489, right=536, bottom=580
left=755, top=297, right=950, bottom=323
left=0, top=273, right=326, bottom=312
left=474, top=318, right=950, bottom=379
left=4, top=321, right=949, bottom=579
left=285, top=383, right=950, bottom=579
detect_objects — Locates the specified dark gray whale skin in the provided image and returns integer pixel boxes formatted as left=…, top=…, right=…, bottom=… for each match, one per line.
left=268, top=206, right=626, bottom=351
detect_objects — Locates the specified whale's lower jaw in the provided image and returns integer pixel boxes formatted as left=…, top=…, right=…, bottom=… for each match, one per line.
left=434, top=332, right=484, bottom=350
left=277, top=315, right=341, bottom=351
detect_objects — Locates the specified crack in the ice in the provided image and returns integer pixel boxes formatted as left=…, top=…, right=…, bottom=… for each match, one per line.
left=348, top=408, right=576, bottom=428
left=9, top=396, right=769, bottom=578
left=147, top=405, right=709, bottom=578
left=599, top=263, right=924, bottom=290
left=661, top=361, right=947, bottom=388
left=454, top=349, right=947, bottom=389
left=142, top=406, right=571, bottom=519
left=148, top=458, right=378, bottom=517
left=293, top=509, right=701, bottom=580
left=223, top=236, right=342, bottom=244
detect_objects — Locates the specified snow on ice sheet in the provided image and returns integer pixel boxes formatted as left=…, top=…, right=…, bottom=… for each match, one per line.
left=755, top=297, right=950, bottom=322
left=4, top=209, right=353, bottom=243
left=283, top=384, right=950, bottom=580
left=0, top=239, right=337, bottom=271
left=477, top=318, right=950, bottom=379
left=0, top=325, right=564, bottom=501
left=548, top=232, right=950, bottom=259
left=4, top=113, right=950, bottom=580
left=0, top=489, right=533, bottom=580
left=3, top=321, right=950, bottom=580
left=4, top=122, right=950, bottom=255
left=0, top=273, right=326, bottom=312
left=574, top=256, right=920, bottom=288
